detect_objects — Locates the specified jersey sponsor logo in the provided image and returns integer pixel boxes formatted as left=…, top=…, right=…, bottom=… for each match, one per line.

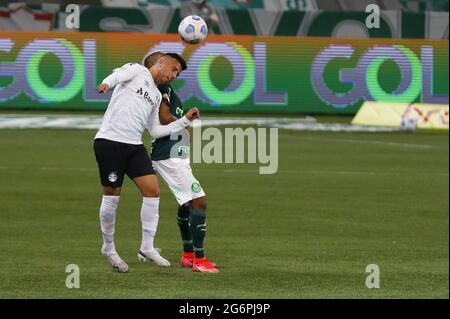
left=108, top=172, right=118, bottom=182
left=136, top=87, right=156, bottom=106
left=191, top=182, right=201, bottom=193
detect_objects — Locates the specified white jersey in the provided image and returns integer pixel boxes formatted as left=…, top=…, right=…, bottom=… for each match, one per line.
left=96, top=63, right=191, bottom=145
left=95, top=63, right=161, bottom=144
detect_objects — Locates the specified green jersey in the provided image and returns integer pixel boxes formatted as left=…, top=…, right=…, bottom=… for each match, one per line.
left=151, top=84, right=190, bottom=161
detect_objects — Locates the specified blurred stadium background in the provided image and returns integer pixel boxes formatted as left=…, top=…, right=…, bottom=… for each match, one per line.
left=0, top=0, right=448, bottom=298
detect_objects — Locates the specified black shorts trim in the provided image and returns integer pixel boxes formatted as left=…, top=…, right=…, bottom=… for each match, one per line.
left=93, top=138, right=155, bottom=188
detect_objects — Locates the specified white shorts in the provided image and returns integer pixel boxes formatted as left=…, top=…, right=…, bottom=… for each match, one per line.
left=152, top=158, right=205, bottom=205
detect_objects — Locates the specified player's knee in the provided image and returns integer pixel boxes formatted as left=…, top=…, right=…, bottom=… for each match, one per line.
left=191, top=197, right=207, bottom=210
left=102, top=186, right=121, bottom=196
left=142, top=184, right=160, bottom=197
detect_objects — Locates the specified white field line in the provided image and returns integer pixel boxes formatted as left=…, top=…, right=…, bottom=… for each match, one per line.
left=0, top=115, right=313, bottom=129
left=279, top=134, right=434, bottom=149
left=0, top=166, right=96, bottom=171
left=0, top=166, right=447, bottom=177
left=0, top=114, right=402, bottom=132
left=267, top=122, right=400, bottom=132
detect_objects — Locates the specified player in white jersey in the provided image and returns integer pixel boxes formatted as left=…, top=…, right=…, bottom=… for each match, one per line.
left=94, top=53, right=199, bottom=273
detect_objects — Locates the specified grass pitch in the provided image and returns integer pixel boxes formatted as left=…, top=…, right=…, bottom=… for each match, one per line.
left=0, top=126, right=448, bottom=298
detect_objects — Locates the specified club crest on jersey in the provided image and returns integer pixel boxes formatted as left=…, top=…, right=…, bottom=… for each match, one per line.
left=108, top=172, right=118, bottom=183
left=191, top=182, right=201, bottom=193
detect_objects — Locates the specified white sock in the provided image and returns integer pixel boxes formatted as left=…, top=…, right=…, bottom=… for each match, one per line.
left=99, top=195, right=120, bottom=254
left=140, top=197, right=160, bottom=252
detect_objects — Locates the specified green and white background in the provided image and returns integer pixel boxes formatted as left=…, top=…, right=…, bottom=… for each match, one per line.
left=0, top=32, right=448, bottom=114
left=0, top=1, right=448, bottom=38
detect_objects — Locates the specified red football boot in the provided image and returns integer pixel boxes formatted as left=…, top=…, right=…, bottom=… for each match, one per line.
left=192, top=257, right=219, bottom=273
left=181, top=252, right=195, bottom=267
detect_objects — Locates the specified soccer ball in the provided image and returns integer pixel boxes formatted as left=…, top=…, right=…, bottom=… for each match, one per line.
left=178, top=15, right=208, bottom=44
left=400, top=116, right=417, bottom=132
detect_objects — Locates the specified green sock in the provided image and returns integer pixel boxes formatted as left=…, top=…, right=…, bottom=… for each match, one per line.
left=177, top=205, right=193, bottom=252
left=189, top=208, right=206, bottom=259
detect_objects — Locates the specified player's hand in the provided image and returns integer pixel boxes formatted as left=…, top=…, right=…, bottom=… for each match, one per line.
left=185, top=107, right=200, bottom=121
left=97, top=83, right=109, bottom=93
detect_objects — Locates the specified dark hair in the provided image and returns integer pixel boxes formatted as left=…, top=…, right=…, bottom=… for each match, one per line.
left=163, top=53, right=187, bottom=71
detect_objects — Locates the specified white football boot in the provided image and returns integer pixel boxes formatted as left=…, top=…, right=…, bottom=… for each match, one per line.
left=101, top=247, right=129, bottom=273
left=138, top=249, right=171, bottom=267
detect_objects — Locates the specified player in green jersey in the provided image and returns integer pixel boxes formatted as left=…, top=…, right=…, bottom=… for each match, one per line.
left=143, top=51, right=218, bottom=273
